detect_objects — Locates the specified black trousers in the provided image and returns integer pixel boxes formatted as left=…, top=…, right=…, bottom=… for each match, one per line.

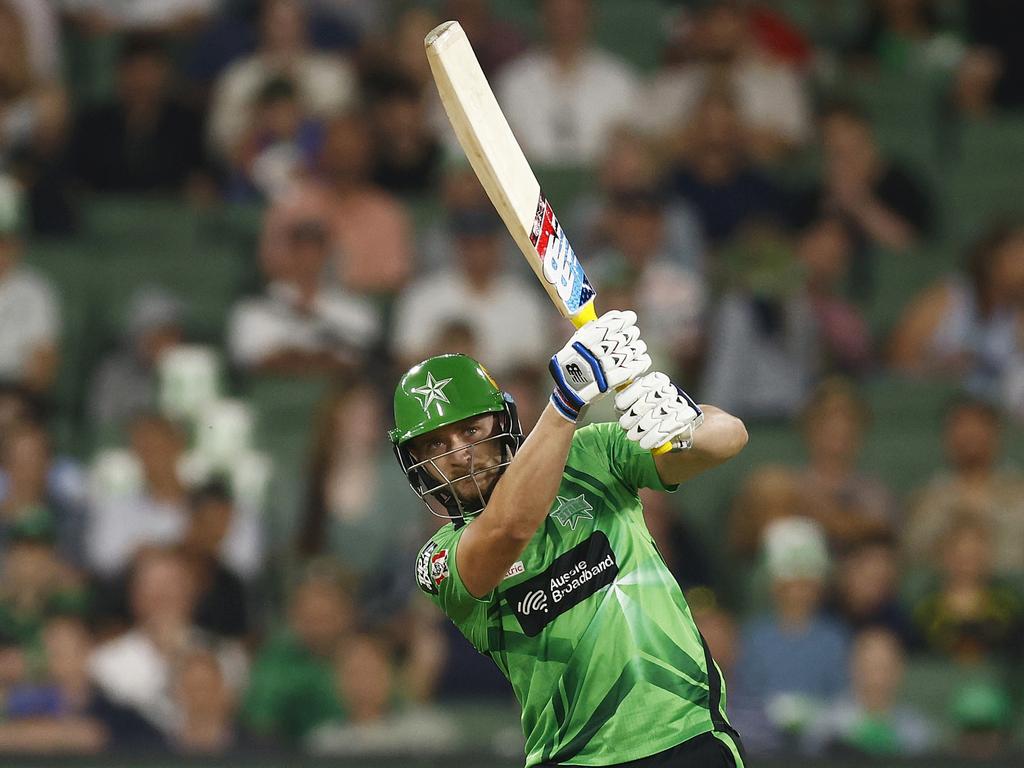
left=540, top=729, right=745, bottom=768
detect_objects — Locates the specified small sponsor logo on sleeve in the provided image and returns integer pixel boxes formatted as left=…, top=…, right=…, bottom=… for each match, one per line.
left=416, top=541, right=440, bottom=594
left=430, top=548, right=450, bottom=587
left=504, top=560, right=525, bottom=580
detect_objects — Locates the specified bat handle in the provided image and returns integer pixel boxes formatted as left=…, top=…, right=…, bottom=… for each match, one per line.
left=569, top=301, right=674, bottom=456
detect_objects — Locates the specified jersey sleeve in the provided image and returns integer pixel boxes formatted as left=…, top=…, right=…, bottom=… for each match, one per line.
left=572, top=422, right=679, bottom=494
left=414, top=525, right=491, bottom=652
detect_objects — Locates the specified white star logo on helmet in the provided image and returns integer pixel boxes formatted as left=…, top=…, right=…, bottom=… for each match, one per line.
left=411, top=372, right=454, bottom=413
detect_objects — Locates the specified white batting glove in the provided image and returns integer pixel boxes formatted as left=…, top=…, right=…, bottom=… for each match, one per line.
left=549, top=310, right=652, bottom=422
left=614, top=372, right=704, bottom=451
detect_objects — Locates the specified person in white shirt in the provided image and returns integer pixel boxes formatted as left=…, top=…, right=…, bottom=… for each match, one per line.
left=207, top=0, right=357, bottom=162
left=643, top=0, right=811, bottom=164
left=0, top=176, right=59, bottom=393
left=495, top=0, right=640, bottom=165
left=89, top=548, right=247, bottom=737
left=229, top=219, right=380, bottom=375
left=392, top=205, right=551, bottom=377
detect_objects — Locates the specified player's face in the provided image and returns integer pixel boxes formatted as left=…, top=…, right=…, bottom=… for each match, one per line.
left=409, top=413, right=504, bottom=504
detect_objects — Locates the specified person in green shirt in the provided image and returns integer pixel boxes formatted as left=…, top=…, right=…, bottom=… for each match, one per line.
left=390, top=310, right=749, bottom=767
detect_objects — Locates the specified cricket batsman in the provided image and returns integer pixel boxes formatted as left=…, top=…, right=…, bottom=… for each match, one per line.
left=389, top=310, right=748, bottom=767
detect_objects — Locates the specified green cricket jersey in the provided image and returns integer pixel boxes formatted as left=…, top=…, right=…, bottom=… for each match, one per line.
left=415, top=423, right=740, bottom=767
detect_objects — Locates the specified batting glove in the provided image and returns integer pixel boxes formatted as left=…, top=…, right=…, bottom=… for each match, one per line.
left=614, top=372, right=703, bottom=451
left=549, top=310, right=652, bottom=422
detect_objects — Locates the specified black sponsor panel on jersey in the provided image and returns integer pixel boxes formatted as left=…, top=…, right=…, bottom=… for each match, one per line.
left=504, top=531, right=618, bottom=636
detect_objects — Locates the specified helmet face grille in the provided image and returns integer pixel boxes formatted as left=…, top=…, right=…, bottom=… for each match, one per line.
left=396, top=401, right=523, bottom=521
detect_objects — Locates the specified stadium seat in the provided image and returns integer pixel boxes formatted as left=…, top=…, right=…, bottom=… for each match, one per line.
left=22, top=238, right=100, bottom=453
left=245, top=375, right=336, bottom=539
left=943, top=117, right=1024, bottom=246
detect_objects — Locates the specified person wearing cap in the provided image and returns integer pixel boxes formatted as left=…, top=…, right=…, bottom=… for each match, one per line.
left=392, top=202, right=550, bottom=378
left=86, top=286, right=186, bottom=438
left=228, top=217, right=380, bottom=375
left=734, top=518, right=850, bottom=745
left=0, top=175, right=59, bottom=393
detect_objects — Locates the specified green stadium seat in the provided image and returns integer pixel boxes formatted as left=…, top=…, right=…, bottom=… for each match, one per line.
left=901, top=657, right=1007, bottom=732
left=535, top=166, right=596, bottom=214
left=245, top=375, right=336, bottom=539
left=22, top=238, right=99, bottom=453
left=943, top=117, right=1024, bottom=246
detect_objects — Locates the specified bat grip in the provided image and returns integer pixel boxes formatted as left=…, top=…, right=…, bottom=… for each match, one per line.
left=569, top=301, right=673, bottom=456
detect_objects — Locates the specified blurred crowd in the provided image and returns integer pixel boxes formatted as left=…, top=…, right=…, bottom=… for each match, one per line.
left=1, top=0, right=1024, bottom=761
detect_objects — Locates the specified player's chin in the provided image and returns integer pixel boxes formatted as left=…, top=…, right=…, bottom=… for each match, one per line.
left=452, top=469, right=500, bottom=503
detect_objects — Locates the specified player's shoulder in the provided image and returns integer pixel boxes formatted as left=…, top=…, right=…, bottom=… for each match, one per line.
left=570, top=421, right=625, bottom=454
left=414, top=523, right=458, bottom=596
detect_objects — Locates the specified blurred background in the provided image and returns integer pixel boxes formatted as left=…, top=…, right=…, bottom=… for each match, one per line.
left=0, top=0, right=1023, bottom=765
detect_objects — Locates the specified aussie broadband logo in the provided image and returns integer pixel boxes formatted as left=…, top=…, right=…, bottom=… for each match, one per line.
left=504, top=532, right=618, bottom=636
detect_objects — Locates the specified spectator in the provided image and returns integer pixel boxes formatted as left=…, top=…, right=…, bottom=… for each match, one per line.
left=85, top=412, right=188, bottom=577
left=0, top=175, right=60, bottom=393
left=951, top=681, right=1015, bottom=760
left=590, top=187, right=707, bottom=376
left=735, top=518, right=849, bottom=739
left=181, top=482, right=249, bottom=639
left=365, top=69, right=442, bottom=197
left=61, top=0, right=218, bottom=34
left=4, top=0, right=62, bottom=81
left=639, top=488, right=712, bottom=589
left=87, top=412, right=263, bottom=580
left=392, top=204, right=550, bottom=377
left=260, top=113, right=413, bottom=295
left=86, top=286, right=185, bottom=442
left=796, top=101, right=932, bottom=253
left=229, top=218, right=380, bottom=375
left=208, top=0, right=356, bottom=162
left=568, top=126, right=705, bottom=263
left=827, top=533, right=914, bottom=645
left=297, top=380, right=420, bottom=576
left=890, top=222, right=1024, bottom=400
left=242, top=566, right=353, bottom=744
left=0, top=1, right=72, bottom=236
left=644, top=0, right=812, bottom=164
left=903, top=396, right=1024, bottom=575
left=0, top=509, right=87, bottom=653
left=851, top=0, right=962, bottom=75
left=0, top=420, right=87, bottom=564
left=955, top=0, right=1024, bottom=115
left=797, top=217, right=872, bottom=373
left=910, top=516, right=1024, bottom=663
left=171, top=645, right=239, bottom=753
left=729, top=465, right=808, bottom=560
left=308, top=631, right=457, bottom=755
left=0, top=614, right=161, bottom=753
left=669, top=90, right=787, bottom=246
left=226, top=75, right=325, bottom=202
left=441, top=0, right=527, bottom=76
left=803, top=628, right=935, bottom=756
left=700, top=223, right=819, bottom=419
left=89, top=548, right=247, bottom=740
left=0, top=382, right=43, bottom=440
left=71, top=34, right=207, bottom=194
left=795, top=380, right=895, bottom=549
left=495, top=0, right=640, bottom=164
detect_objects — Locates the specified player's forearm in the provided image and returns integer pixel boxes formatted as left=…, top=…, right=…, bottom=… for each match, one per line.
left=654, top=406, right=747, bottom=485
left=481, top=403, right=575, bottom=541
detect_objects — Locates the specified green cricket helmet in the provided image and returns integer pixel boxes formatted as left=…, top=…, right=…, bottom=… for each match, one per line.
left=389, top=354, right=523, bottom=522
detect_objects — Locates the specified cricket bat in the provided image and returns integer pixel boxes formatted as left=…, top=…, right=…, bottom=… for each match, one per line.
left=425, top=20, right=672, bottom=454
